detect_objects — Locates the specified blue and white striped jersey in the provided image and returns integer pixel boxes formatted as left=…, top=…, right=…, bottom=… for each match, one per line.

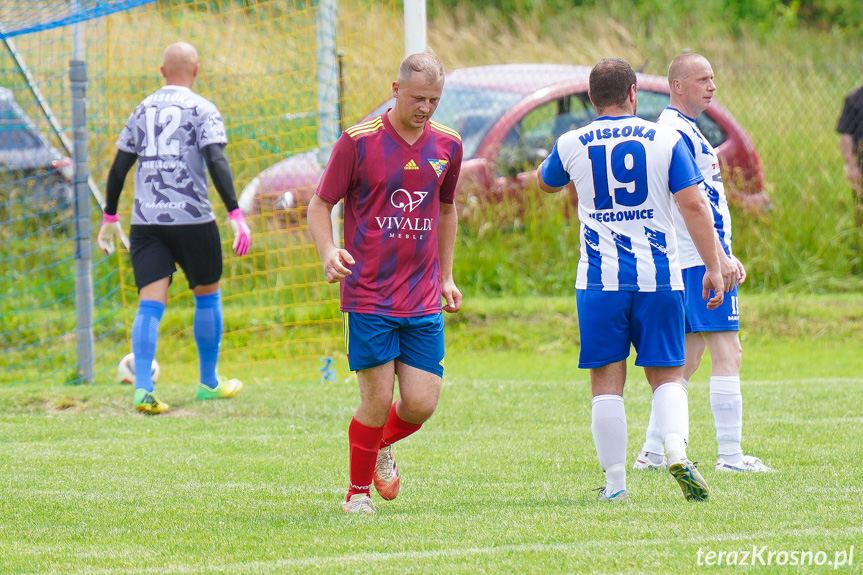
left=658, top=107, right=733, bottom=269
left=117, top=85, right=227, bottom=225
left=541, top=115, right=703, bottom=292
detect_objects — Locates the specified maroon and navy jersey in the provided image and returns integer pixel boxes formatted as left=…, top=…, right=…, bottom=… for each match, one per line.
left=316, top=111, right=463, bottom=317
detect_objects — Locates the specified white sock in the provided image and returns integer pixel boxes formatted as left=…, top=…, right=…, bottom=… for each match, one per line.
left=591, top=394, right=627, bottom=494
left=641, top=406, right=665, bottom=461
left=710, top=375, right=743, bottom=464
left=640, top=378, right=687, bottom=461
left=604, top=464, right=627, bottom=496
left=652, top=382, right=689, bottom=462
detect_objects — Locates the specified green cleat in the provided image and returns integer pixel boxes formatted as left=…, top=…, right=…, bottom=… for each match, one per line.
left=134, top=388, right=170, bottom=415
left=195, top=377, right=243, bottom=400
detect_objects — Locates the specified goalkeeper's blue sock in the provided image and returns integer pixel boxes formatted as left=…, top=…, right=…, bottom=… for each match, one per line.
left=194, top=291, right=222, bottom=390
left=131, top=300, right=165, bottom=393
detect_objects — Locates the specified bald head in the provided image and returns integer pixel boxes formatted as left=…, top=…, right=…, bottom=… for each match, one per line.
left=667, top=52, right=716, bottom=118
left=667, top=53, right=709, bottom=87
left=160, top=42, right=199, bottom=87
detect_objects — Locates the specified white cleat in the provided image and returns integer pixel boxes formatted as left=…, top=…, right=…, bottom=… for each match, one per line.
left=633, top=451, right=667, bottom=470
left=341, top=493, right=377, bottom=515
left=716, top=454, right=774, bottom=472
left=595, top=486, right=629, bottom=502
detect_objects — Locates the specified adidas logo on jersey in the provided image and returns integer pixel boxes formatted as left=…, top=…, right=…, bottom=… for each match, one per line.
left=403, top=159, right=419, bottom=170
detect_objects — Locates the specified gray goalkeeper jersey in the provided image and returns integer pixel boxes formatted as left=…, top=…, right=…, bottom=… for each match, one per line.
left=117, top=85, right=227, bottom=225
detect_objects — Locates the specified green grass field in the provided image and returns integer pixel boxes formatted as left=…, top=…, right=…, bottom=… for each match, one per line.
left=2, top=295, right=862, bottom=574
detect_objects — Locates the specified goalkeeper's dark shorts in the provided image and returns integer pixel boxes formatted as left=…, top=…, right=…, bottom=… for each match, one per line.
left=129, top=221, right=222, bottom=290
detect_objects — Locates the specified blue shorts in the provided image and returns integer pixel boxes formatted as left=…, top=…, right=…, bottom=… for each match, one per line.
left=682, top=266, right=740, bottom=333
left=344, top=312, right=445, bottom=377
left=575, top=289, right=685, bottom=369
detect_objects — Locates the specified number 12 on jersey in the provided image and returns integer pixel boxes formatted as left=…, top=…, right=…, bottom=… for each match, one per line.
left=144, top=105, right=181, bottom=157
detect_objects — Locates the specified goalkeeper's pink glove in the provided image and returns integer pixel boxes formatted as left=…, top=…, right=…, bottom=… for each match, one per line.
left=96, top=213, right=128, bottom=255
left=228, top=208, right=251, bottom=256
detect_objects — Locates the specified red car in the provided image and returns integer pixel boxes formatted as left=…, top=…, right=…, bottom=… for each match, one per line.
left=238, top=64, right=767, bottom=219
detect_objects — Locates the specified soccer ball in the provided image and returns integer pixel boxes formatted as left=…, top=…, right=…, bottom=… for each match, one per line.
left=117, top=353, right=160, bottom=385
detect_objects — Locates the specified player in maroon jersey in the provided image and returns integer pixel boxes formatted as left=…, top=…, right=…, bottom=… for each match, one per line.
left=308, top=51, right=463, bottom=515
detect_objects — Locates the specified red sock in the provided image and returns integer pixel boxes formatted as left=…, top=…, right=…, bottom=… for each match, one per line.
left=347, top=418, right=383, bottom=499
left=380, top=402, right=423, bottom=448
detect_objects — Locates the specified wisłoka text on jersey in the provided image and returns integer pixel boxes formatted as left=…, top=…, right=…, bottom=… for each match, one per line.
left=578, top=125, right=657, bottom=146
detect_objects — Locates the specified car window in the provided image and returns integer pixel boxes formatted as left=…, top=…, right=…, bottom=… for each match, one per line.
left=515, top=95, right=596, bottom=146
left=633, top=90, right=669, bottom=123
left=497, top=96, right=597, bottom=177
left=432, top=87, right=522, bottom=159
left=515, top=101, right=561, bottom=149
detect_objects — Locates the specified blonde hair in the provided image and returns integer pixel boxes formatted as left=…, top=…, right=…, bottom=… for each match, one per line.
left=397, top=49, right=444, bottom=84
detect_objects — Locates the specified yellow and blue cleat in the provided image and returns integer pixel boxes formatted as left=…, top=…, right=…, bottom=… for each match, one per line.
left=134, top=388, right=170, bottom=415
left=668, top=458, right=709, bottom=502
left=195, top=377, right=243, bottom=400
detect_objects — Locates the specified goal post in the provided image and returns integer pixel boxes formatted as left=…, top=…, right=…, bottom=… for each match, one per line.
left=403, top=0, right=427, bottom=57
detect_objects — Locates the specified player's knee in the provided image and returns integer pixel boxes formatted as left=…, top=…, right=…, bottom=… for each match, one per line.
left=731, top=341, right=743, bottom=367
left=714, top=349, right=742, bottom=374
left=400, top=398, right=438, bottom=423
left=362, top=389, right=395, bottom=412
left=192, top=282, right=220, bottom=296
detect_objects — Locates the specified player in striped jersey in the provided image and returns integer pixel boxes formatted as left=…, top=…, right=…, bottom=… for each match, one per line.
left=97, top=42, right=251, bottom=414
left=537, top=58, right=728, bottom=502
left=307, top=51, right=463, bottom=514
left=634, top=53, right=772, bottom=473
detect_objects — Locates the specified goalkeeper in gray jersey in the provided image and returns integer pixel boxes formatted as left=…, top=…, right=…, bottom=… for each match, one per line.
left=97, top=42, right=251, bottom=414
